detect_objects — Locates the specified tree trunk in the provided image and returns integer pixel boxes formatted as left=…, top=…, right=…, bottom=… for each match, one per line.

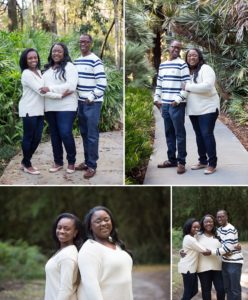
left=8, top=0, right=18, bottom=31
left=50, top=0, right=57, bottom=34
left=100, top=19, right=115, bottom=60
left=152, top=30, right=161, bottom=87
left=113, top=0, right=120, bottom=70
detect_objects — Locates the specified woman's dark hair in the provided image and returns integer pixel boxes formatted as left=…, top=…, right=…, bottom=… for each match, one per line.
left=44, top=42, right=72, bottom=81
left=182, top=218, right=199, bottom=237
left=52, top=212, right=84, bottom=251
left=84, top=206, right=132, bottom=257
left=19, top=48, right=41, bottom=72
left=200, top=214, right=220, bottom=240
left=185, top=48, right=206, bottom=83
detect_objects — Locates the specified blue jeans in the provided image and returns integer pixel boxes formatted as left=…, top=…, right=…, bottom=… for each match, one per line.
left=45, top=111, right=76, bottom=166
left=189, top=110, right=218, bottom=167
left=181, top=272, right=198, bottom=300
left=78, top=101, right=102, bottom=170
left=222, top=262, right=242, bottom=300
left=21, top=115, right=44, bottom=168
left=162, top=103, right=187, bottom=165
left=198, top=270, right=225, bottom=300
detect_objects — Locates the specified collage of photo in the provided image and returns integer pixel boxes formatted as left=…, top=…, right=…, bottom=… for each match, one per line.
left=0, top=0, right=248, bottom=300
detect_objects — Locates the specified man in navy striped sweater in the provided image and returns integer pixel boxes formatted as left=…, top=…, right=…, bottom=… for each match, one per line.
left=154, top=40, right=190, bottom=174
left=216, top=209, right=243, bottom=300
left=74, top=34, right=107, bottom=179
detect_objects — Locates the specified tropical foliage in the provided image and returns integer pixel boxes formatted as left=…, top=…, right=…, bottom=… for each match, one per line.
left=125, top=87, right=154, bottom=184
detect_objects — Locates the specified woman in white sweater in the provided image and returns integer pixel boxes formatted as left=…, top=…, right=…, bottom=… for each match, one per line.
left=19, top=48, right=67, bottom=175
left=44, top=213, right=84, bottom=300
left=178, top=218, right=210, bottom=300
left=197, top=214, right=225, bottom=300
left=77, top=206, right=133, bottom=300
left=184, top=48, right=220, bottom=175
left=41, top=43, right=78, bottom=174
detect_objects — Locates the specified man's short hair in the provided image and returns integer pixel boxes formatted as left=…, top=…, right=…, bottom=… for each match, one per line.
left=80, top=33, right=93, bottom=42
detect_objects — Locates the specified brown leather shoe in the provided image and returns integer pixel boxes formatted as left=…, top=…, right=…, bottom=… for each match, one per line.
left=75, top=162, right=88, bottom=171
left=84, top=168, right=96, bottom=179
left=177, top=164, right=186, bottom=174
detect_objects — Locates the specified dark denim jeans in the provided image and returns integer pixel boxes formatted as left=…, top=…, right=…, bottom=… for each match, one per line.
left=21, top=115, right=44, bottom=168
left=189, top=109, right=218, bottom=167
left=162, top=103, right=187, bottom=165
left=45, top=111, right=77, bottom=166
left=222, top=262, right=242, bottom=300
left=181, top=272, right=198, bottom=300
left=198, top=270, right=225, bottom=300
left=78, top=101, right=102, bottom=170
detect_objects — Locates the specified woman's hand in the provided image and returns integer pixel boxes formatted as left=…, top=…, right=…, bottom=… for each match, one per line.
left=39, top=87, right=50, bottom=94
left=202, top=249, right=211, bottom=256
left=62, top=89, right=73, bottom=98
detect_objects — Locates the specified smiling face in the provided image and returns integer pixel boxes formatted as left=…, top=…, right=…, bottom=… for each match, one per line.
left=26, top=51, right=39, bottom=70
left=186, top=49, right=200, bottom=68
left=203, top=216, right=214, bottom=233
left=51, top=44, right=64, bottom=64
left=190, top=221, right=200, bottom=236
left=169, top=41, right=182, bottom=60
left=56, top=217, right=77, bottom=248
left=90, top=210, right=113, bottom=241
left=216, top=210, right=228, bottom=227
left=79, top=35, right=92, bottom=56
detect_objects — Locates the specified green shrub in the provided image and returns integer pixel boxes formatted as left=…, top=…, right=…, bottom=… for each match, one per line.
left=0, top=240, right=46, bottom=280
left=227, top=95, right=248, bottom=125
left=100, top=67, right=123, bottom=132
left=172, top=228, right=183, bottom=250
left=125, top=87, right=154, bottom=184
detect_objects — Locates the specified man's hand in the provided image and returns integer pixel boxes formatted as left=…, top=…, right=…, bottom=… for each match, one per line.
left=179, top=249, right=186, bottom=258
left=86, top=98, right=94, bottom=105
left=171, top=101, right=179, bottom=107
left=154, top=101, right=162, bottom=109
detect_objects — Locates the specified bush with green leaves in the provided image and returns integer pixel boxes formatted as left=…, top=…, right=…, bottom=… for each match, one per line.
left=125, top=87, right=153, bottom=184
left=0, top=240, right=46, bottom=280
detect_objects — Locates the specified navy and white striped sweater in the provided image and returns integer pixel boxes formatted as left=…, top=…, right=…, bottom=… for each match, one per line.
left=216, top=223, right=243, bottom=264
left=154, top=57, right=190, bottom=104
left=74, top=53, right=107, bottom=102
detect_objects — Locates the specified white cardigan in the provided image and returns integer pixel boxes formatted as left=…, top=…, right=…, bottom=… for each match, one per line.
left=44, top=245, right=78, bottom=300
left=44, top=62, right=78, bottom=112
left=19, top=69, right=62, bottom=117
left=77, top=239, right=133, bottom=300
left=185, top=64, right=220, bottom=116
left=178, top=234, right=207, bottom=274
left=197, top=234, right=222, bottom=273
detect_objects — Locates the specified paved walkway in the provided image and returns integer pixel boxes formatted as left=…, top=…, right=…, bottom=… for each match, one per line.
left=0, top=131, right=123, bottom=185
left=144, top=107, right=248, bottom=185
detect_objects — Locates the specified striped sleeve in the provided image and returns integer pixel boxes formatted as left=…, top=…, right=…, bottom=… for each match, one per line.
left=154, top=67, right=162, bottom=102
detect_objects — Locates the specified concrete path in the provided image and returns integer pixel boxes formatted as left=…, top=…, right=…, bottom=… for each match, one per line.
left=0, top=131, right=123, bottom=185
left=144, top=107, right=248, bottom=185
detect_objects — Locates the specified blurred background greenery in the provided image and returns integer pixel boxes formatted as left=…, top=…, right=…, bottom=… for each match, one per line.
left=0, top=186, right=170, bottom=281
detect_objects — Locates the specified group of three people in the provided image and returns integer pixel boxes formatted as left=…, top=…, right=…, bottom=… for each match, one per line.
left=18, top=34, right=107, bottom=179
left=154, top=40, right=220, bottom=175
left=178, top=209, right=243, bottom=300
left=45, top=206, right=133, bottom=300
